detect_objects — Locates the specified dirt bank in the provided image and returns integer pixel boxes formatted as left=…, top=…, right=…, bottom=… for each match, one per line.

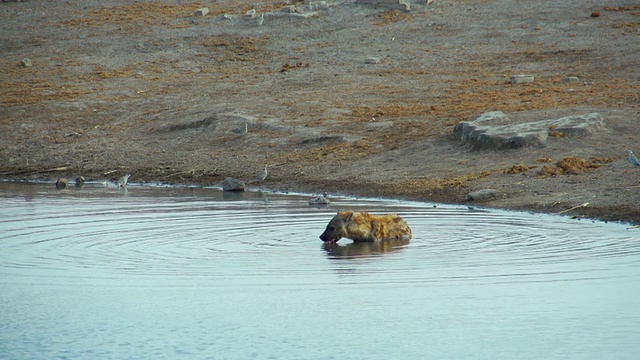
left=1, top=0, right=639, bottom=224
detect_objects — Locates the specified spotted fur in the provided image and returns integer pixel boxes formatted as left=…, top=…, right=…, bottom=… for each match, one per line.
left=319, top=211, right=412, bottom=243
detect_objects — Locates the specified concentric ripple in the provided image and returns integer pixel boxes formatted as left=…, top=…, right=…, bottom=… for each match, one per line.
left=1, top=182, right=639, bottom=360
left=0, top=184, right=638, bottom=286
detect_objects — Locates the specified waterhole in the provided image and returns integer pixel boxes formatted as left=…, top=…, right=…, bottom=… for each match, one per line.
left=1, top=182, right=638, bottom=359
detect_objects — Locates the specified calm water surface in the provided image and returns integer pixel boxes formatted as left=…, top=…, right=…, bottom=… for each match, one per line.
left=1, top=182, right=639, bottom=359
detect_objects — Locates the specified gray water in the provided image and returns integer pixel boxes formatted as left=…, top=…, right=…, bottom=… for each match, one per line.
left=1, top=182, right=639, bottom=360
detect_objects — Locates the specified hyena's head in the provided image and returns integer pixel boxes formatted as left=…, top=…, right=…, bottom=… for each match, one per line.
left=319, top=211, right=353, bottom=243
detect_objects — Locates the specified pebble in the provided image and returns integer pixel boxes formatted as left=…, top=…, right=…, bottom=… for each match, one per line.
left=195, top=8, right=209, bottom=16
left=562, top=76, right=580, bottom=83
left=365, top=57, right=381, bottom=64
left=75, top=176, right=85, bottom=188
left=467, top=189, right=499, bottom=201
left=55, top=178, right=69, bottom=190
left=510, top=74, right=534, bottom=84
left=20, top=58, right=32, bottom=67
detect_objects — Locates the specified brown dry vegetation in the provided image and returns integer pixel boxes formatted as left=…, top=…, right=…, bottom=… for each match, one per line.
left=537, top=156, right=616, bottom=176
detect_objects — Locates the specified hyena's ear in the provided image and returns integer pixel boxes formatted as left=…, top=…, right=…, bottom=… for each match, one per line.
left=340, top=211, right=355, bottom=222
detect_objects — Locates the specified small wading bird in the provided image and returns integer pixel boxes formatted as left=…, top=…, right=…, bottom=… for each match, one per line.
left=257, top=12, right=264, bottom=26
left=118, top=174, right=131, bottom=188
left=628, top=150, right=640, bottom=167
left=250, top=166, right=268, bottom=183
left=309, top=192, right=330, bottom=205
left=55, top=178, right=69, bottom=190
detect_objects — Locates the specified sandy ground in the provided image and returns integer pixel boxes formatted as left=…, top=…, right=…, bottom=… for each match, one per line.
left=1, top=0, right=639, bottom=224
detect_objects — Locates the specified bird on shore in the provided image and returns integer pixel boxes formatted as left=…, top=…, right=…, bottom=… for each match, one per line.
left=628, top=150, right=640, bottom=167
left=250, top=166, right=268, bottom=183
left=257, top=12, right=264, bottom=26
left=55, top=178, right=69, bottom=190
left=309, top=192, right=330, bottom=205
left=118, top=174, right=131, bottom=188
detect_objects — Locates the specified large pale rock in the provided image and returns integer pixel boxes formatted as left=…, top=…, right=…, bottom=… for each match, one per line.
left=454, top=112, right=605, bottom=150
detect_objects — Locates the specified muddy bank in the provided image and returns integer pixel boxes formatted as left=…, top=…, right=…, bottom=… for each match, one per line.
left=1, top=0, right=639, bottom=224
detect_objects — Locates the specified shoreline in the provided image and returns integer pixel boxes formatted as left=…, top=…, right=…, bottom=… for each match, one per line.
left=2, top=172, right=639, bottom=226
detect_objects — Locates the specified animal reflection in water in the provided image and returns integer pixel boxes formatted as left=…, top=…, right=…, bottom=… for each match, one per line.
left=322, top=237, right=410, bottom=258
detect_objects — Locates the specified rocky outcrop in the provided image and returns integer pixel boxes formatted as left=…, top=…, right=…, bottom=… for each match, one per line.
left=453, top=112, right=605, bottom=150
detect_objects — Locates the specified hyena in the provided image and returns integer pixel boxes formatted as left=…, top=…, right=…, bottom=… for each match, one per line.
left=319, top=211, right=412, bottom=243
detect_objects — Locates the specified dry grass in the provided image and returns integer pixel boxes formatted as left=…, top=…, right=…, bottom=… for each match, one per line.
left=199, top=35, right=270, bottom=63
left=349, top=102, right=434, bottom=121
left=504, top=163, right=537, bottom=174
left=374, top=10, right=414, bottom=26
left=61, top=2, right=203, bottom=29
left=61, top=1, right=306, bottom=30
left=603, top=5, right=640, bottom=12
left=280, top=139, right=378, bottom=164
left=539, top=156, right=615, bottom=176
left=0, top=79, right=88, bottom=106
left=443, top=77, right=639, bottom=122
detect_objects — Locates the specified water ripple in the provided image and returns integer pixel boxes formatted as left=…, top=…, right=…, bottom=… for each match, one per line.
left=0, top=184, right=638, bottom=288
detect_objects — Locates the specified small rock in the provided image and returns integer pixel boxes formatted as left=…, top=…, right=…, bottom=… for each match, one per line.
left=309, top=193, right=330, bottom=206
left=222, top=14, right=235, bottom=20
left=365, top=57, right=381, bottom=64
left=510, top=74, right=534, bottom=84
left=222, top=177, right=245, bottom=192
left=315, top=1, right=329, bottom=10
left=194, top=8, right=209, bottom=16
left=55, top=178, right=69, bottom=190
left=467, top=189, right=498, bottom=201
left=562, top=76, right=580, bottom=83
left=20, top=58, right=32, bottom=67
left=281, top=5, right=297, bottom=13
left=591, top=11, right=600, bottom=18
